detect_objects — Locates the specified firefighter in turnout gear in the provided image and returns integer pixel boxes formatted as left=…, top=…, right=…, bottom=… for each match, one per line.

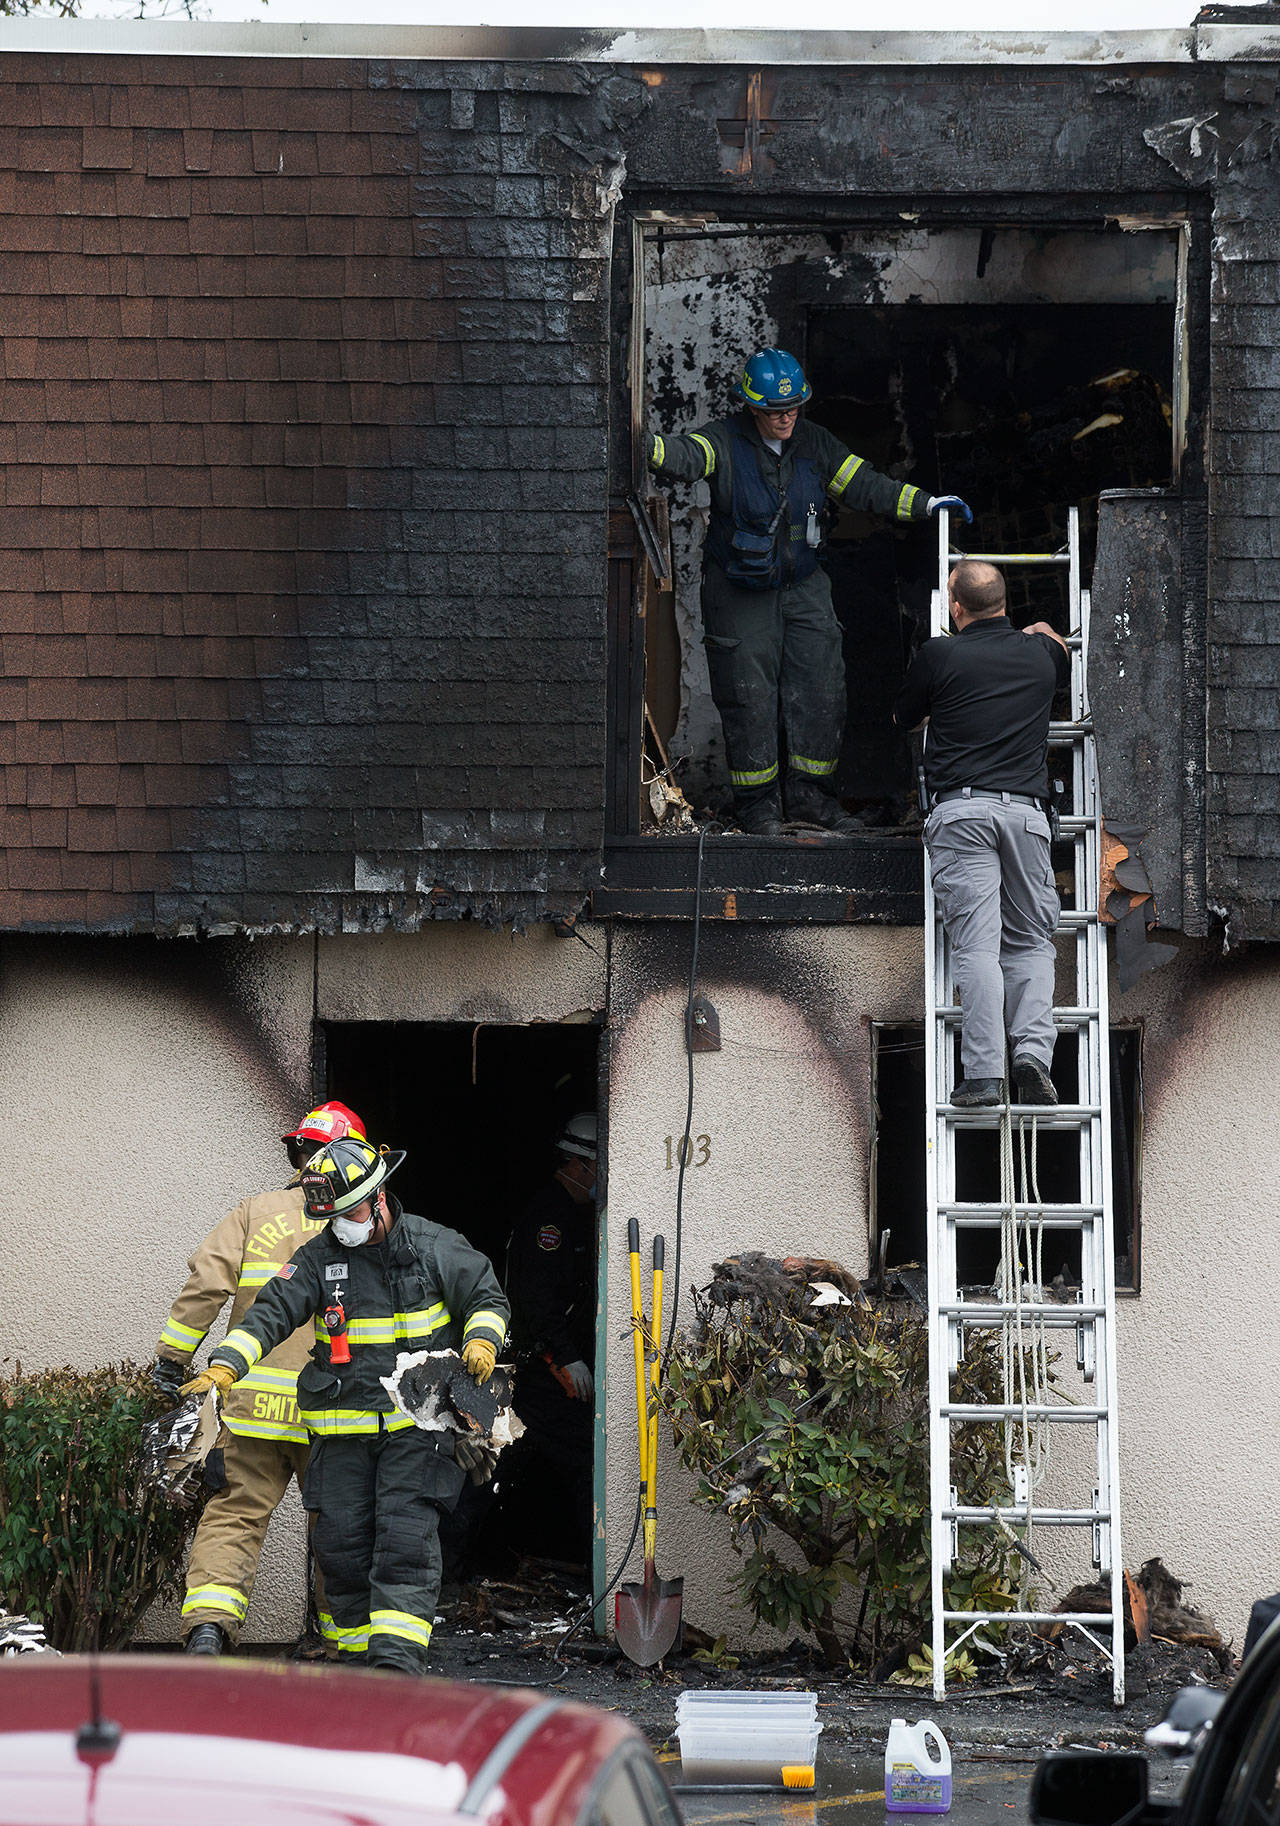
left=186, top=1137, right=510, bottom=1675
left=152, top=1099, right=367, bottom=1656
left=499, top=1111, right=597, bottom=1563
left=648, top=347, right=972, bottom=835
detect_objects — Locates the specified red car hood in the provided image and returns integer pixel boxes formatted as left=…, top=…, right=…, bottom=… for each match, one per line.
left=0, top=1656, right=632, bottom=1826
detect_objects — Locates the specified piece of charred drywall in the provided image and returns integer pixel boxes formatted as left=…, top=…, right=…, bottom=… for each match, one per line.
left=1092, top=489, right=1191, bottom=936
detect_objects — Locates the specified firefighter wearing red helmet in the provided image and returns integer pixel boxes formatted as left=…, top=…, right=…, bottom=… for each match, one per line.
left=151, top=1100, right=367, bottom=1655
left=188, top=1136, right=510, bottom=1676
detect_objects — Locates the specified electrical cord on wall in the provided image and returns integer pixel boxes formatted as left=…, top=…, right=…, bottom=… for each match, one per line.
left=554, top=828, right=707, bottom=1658
left=663, top=824, right=705, bottom=1376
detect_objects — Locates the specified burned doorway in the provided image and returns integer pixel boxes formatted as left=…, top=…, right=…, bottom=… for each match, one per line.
left=322, top=1018, right=602, bottom=1572
left=634, top=218, right=1184, bottom=825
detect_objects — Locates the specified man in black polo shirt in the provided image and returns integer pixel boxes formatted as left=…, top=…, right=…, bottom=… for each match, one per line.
left=894, top=560, right=1070, bottom=1108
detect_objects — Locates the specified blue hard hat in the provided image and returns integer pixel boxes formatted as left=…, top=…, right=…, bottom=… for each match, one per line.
left=735, top=348, right=812, bottom=409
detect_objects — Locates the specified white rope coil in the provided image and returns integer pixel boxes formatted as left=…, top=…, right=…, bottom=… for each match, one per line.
left=999, top=1101, right=1051, bottom=1598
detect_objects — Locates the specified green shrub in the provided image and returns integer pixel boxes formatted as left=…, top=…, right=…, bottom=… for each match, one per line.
left=665, top=1257, right=1028, bottom=1669
left=0, top=1361, right=199, bottom=1651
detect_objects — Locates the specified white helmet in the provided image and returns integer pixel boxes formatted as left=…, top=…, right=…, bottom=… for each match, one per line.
left=557, top=1112, right=597, bottom=1161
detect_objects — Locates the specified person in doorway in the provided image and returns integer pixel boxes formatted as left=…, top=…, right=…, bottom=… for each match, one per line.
left=151, top=1099, right=367, bottom=1655
left=500, top=1112, right=598, bottom=1564
left=894, top=559, right=1070, bottom=1108
left=182, top=1136, right=509, bottom=1675
left=648, top=347, right=972, bottom=835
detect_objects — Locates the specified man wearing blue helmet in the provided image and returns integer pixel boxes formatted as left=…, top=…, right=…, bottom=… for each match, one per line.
left=649, top=347, right=971, bottom=835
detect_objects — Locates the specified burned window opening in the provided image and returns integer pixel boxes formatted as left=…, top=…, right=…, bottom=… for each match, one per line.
left=629, top=216, right=1184, bottom=837
left=870, top=1021, right=1142, bottom=1295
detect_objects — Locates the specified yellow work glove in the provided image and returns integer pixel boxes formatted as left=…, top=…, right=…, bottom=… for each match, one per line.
left=180, top=1363, right=238, bottom=1399
left=461, top=1338, right=497, bottom=1384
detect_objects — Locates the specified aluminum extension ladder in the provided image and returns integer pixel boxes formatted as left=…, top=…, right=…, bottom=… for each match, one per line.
left=924, top=507, right=1125, bottom=1706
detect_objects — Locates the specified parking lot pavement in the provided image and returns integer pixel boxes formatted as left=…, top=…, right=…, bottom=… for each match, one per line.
left=674, top=1749, right=1188, bottom=1825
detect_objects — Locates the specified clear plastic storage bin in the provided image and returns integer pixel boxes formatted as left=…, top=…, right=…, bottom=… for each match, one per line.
left=675, top=1690, right=822, bottom=1786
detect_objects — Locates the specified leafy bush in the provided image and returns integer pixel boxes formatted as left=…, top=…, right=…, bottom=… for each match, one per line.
left=0, top=1361, right=199, bottom=1650
left=665, top=1257, right=1027, bottom=1669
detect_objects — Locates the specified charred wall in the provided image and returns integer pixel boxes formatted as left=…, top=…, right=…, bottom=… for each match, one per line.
left=0, top=54, right=646, bottom=934
left=615, top=59, right=1280, bottom=937
left=3, top=48, right=1279, bottom=936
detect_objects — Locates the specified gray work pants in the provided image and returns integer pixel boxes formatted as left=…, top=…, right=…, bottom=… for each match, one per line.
left=924, top=796, right=1059, bottom=1081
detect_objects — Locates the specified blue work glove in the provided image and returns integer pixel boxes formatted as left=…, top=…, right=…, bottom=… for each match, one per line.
left=928, top=495, right=973, bottom=524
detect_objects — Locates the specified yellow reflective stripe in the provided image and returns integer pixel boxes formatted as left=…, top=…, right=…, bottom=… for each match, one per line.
left=729, top=762, right=779, bottom=787
left=337, top=1305, right=449, bottom=1346
left=463, top=1309, right=507, bottom=1343
left=828, top=453, right=864, bottom=499
left=221, top=1328, right=264, bottom=1369
left=183, top=1585, right=247, bottom=1621
left=225, top=1415, right=309, bottom=1443
left=159, top=1317, right=206, bottom=1350
left=370, top=1609, right=433, bottom=1649
left=650, top=433, right=665, bottom=468
left=791, top=755, right=838, bottom=777
left=385, top=1410, right=418, bottom=1432
left=319, top=1611, right=370, bottom=1651
left=237, top=1264, right=279, bottom=1288
left=298, top=1407, right=383, bottom=1435
left=739, top=367, right=764, bottom=403
left=240, top=1366, right=298, bottom=1392
left=896, top=483, right=921, bottom=521
left=689, top=432, right=716, bottom=478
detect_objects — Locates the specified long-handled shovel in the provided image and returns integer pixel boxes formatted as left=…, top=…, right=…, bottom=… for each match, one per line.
left=616, top=1228, right=684, bottom=1666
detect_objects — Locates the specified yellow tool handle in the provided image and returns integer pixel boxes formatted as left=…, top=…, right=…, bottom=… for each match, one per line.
left=645, top=1234, right=665, bottom=1562
left=628, top=1218, right=650, bottom=1504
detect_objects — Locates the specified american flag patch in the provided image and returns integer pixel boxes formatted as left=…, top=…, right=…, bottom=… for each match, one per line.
left=275, top=1263, right=296, bottom=1279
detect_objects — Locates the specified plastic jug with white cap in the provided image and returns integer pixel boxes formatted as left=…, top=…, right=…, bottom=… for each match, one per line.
left=884, top=1717, right=952, bottom=1813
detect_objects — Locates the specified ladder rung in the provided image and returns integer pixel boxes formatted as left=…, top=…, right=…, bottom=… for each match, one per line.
left=934, top=908, right=1097, bottom=928
left=941, top=1610, right=1115, bottom=1627
left=942, top=1403, right=1107, bottom=1421
left=946, top=1506, right=1110, bottom=1526
left=942, top=1218, right=1097, bottom=1235
left=935, top=1006, right=1100, bottom=1026
left=946, top=550, right=1071, bottom=568
left=939, top=1302, right=1105, bottom=1321
left=941, top=1202, right=1101, bottom=1220
left=937, top=1104, right=1102, bottom=1125
left=1048, top=723, right=1091, bottom=740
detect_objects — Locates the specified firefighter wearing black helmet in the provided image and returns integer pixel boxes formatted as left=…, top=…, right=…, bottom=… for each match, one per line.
left=184, top=1137, right=509, bottom=1675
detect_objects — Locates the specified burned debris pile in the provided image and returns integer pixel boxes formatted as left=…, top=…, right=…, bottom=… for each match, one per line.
left=664, top=1253, right=1023, bottom=1671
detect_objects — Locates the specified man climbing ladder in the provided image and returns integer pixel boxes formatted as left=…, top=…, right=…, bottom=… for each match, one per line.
left=914, top=509, right=1125, bottom=1706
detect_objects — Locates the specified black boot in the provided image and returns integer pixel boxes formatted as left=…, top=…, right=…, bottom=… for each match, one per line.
left=952, top=1077, right=1004, bottom=1108
left=785, top=776, right=864, bottom=836
left=736, top=793, right=784, bottom=836
left=1012, top=1055, right=1058, bottom=1105
left=185, top=1622, right=227, bottom=1656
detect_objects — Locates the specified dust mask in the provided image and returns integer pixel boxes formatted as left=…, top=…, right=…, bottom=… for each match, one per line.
left=332, top=1211, right=376, bottom=1248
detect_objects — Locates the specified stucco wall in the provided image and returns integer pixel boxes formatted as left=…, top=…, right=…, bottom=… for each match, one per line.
left=0, top=932, right=314, bottom=1643
left=599, top=923, right=1280, bottom=1655
left=7, top=921, right=1280, bottom=1655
